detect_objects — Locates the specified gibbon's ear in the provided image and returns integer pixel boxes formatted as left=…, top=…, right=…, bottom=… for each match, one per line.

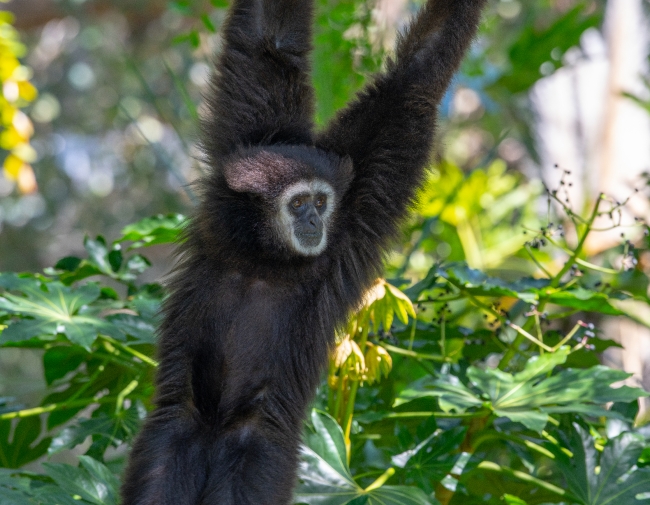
left=223, top=151, right=297, bottom=196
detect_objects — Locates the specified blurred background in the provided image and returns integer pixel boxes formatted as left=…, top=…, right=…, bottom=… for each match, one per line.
left=1, top=0, right=650, bottom=414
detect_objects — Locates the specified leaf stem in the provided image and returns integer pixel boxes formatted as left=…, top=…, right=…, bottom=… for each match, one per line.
left=498, top=195, right=603, bottom=369
left=477, top=461, right=577, bottom=500
left=99, top=334, right=158, bottom=367
left=364, top=467, right=395, bottom=492
left=0, top=396, right=117, bottom=421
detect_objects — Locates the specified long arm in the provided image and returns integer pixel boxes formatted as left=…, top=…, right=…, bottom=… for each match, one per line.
left=318, top=0, right=486, bottom=256
left=202, top=0, right=316, bottom=163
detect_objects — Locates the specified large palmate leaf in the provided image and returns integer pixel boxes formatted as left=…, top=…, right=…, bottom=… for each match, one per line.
left=547, top=424, right=650, bottom=504
left=0, top=281, right=121, bottom=349
left=397, top=348, right=647, bottom=431
left=295, top=410, right=435, bottom=505
left=0, top=469, right=79, bottom=505
left=49, top=404, right=144, bottom=458
left=433, top=263, right=626, bottom=315
left=392, top=427, right=466, bottom=495
left=0, top=417, right=51, bottom=468
left=43, top=456, right=119, bottom=505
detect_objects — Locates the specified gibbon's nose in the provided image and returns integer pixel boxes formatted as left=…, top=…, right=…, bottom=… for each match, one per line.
left=305, top=207, right=322, bottom=232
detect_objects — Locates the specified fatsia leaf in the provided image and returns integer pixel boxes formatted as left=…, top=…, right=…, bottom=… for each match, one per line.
left=295, top=410, right=434, bottom=505
left=392, top=427, right=466, bottom=494
left=547, top=424, right=650, bottom=504
left=395, top=375, right=483, bottom=412
left=396, top=350, right=647, bottom=431
left=0, top=417, right=51, bottom=469
left=49, top=405, right=143, bottom=457
left=0, top=469, right=82, bottom=505
left=0, top=282, right=121, bottom=349
left=432, top=263, right=625, bottom=315
left=43, top=456, right=119, bottom=505
left=0, top=487, right=36, bottom=505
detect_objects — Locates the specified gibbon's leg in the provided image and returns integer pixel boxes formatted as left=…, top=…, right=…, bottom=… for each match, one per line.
left=198, top=424, right=299, bottom=505
left=121, top=301, right=223, bottom=505
left=317, top=0, right=487, bottom=255
left=120, top=407, right=207, bottom=505
left=202, top=0, right=316, bottom=163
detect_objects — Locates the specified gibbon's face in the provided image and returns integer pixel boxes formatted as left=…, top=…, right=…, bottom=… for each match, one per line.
left=275, top=179, right=335, bottom=256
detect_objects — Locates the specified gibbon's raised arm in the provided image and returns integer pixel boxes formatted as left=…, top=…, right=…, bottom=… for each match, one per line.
left=202, top=0, right=316, bottom=162
left=317, top=0, right=486, bottom=248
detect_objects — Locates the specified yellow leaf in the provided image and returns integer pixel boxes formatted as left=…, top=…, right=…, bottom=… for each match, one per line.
left=333, top=336, right=365, bottom=380
left=17, top=80, right=37, bottom=102
left=364, top=343, right=392, bottom=384
left=333, top=337, right=354, bottom=368
left=3, top=152, right=22, bottom=178
left=363, top=279, right=386, bottom=308
left=0, top=127, right=23, bottom=149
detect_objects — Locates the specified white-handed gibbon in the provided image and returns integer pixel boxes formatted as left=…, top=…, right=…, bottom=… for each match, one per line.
left=121, top=0, right=487, bottom=503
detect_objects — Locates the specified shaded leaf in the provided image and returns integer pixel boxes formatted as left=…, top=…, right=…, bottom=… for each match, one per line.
left=43, top=456, right=118, bottom=505
left=0, top=417, right=51, bottom=468
left=296, top=410, right=433, bottom=505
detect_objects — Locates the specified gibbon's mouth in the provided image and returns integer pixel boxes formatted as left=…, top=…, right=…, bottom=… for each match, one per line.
left=296, top=232, right=323, bottom=247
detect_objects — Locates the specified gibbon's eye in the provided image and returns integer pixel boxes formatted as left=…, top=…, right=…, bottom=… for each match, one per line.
left=291, top=198, right=303, bottom=209
left=315, top=195, right=326, bottom=208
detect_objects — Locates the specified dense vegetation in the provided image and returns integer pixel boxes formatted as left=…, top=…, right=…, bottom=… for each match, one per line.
left=1, top=1, right=650, bottom=504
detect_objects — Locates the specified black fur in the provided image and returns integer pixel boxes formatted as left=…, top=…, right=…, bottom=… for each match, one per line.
left=120, top=1, right=486, bottom=504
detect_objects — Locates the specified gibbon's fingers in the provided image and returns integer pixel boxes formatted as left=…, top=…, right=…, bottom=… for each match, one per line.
left=201, top=0, right=316, bottom=163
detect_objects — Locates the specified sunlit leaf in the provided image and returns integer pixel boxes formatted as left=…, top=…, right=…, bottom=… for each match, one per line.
left=0, top=282, right=122, bottom=349
left=397, top=349, right=647, bottom=431
left=117, top=213, right=186, bottom=248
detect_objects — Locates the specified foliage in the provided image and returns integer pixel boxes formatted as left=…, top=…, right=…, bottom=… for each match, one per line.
left=1, top=1, right=650, bottom=505
left=1, top=167, right=649, bottom=504
left=0, top=9, right=37, bottom=193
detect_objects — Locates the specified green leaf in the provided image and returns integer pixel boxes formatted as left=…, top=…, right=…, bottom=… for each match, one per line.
left=396, top=375, right=483, bottom=412
left=546, top=289, right=624, bottom=316
left=0, top=417, right=51, bottom=468
left=0, top=282, right=121, bottom=349
left=392, top=427, right=466, bottom=494
left=0, top=273, right=41, bottom=292
left=49, top=406, right=142, bottom=457
left=492, top=3, right=602, bottom=94
left=548, top=424, right=650, bottom=504
left=0, top=487, right=35, bottom=505
left=432, top=264, right=626, bottom=316
left=117, top=213, right=186, bottom=248
left=295, top=410, right=434, bottom=505
left=43, top=456, right=119, bottom=505
left=396, top=350, right=647, bottom=431
left=200, top=13, right=216, bottom=32
left=434, top=263, right=546, bottom=304
left=42, top=345, right=87, bottom=385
